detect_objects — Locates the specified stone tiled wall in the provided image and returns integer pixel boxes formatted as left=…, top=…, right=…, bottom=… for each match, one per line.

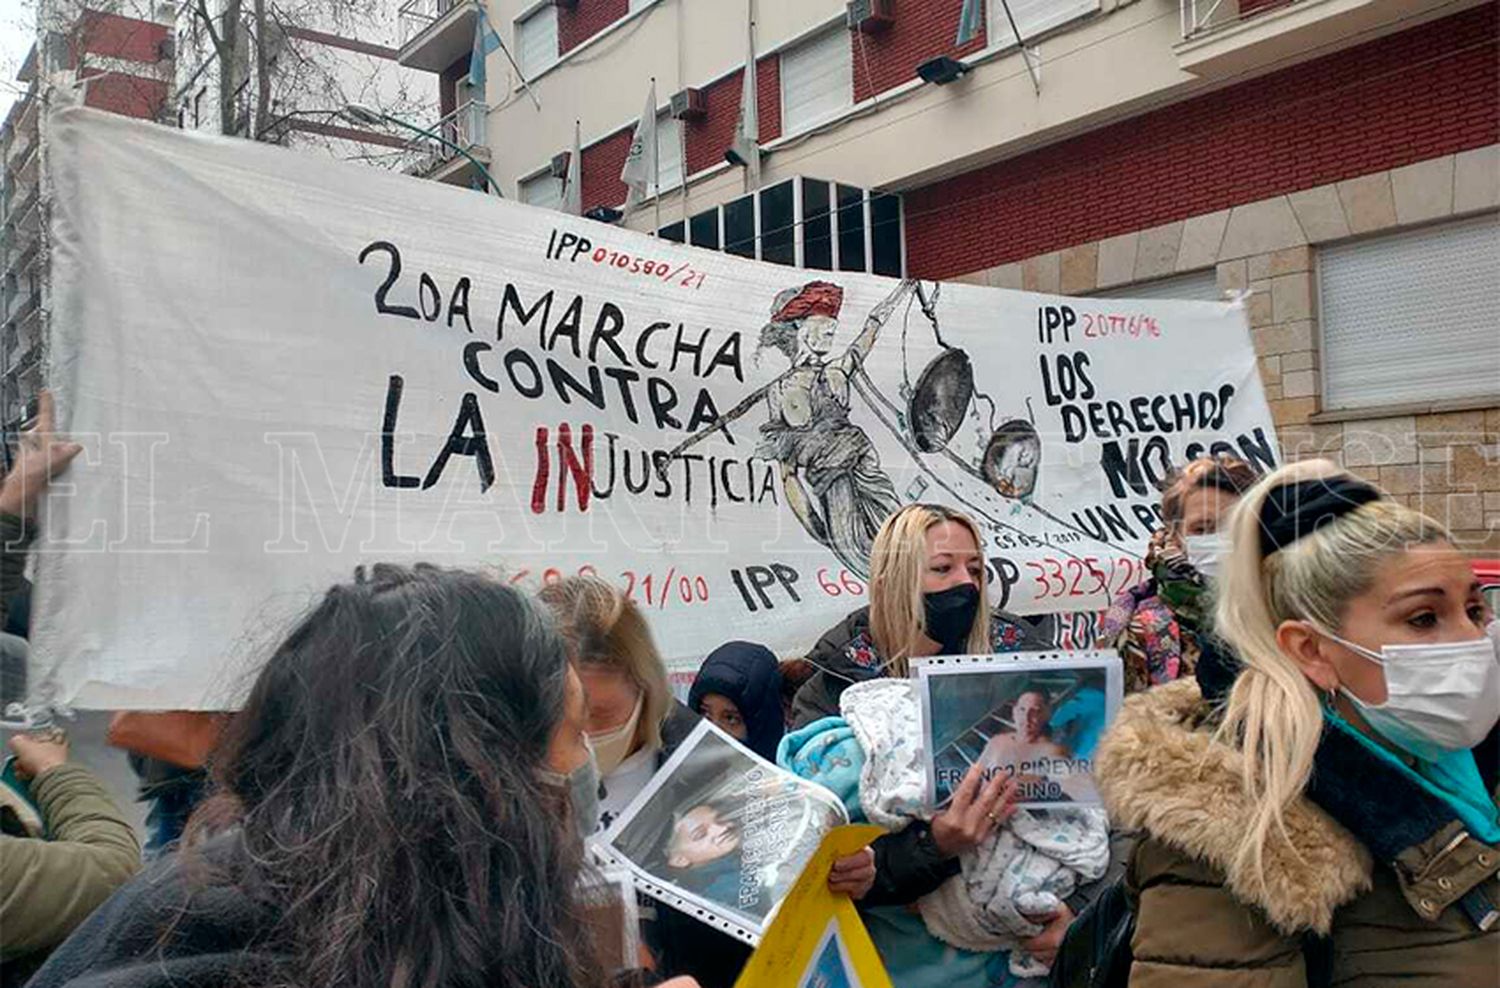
left=954, top=147, right=1500, bottom=552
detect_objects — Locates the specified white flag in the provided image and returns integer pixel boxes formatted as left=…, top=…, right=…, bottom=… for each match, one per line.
left=562, top=119, right=582, bottom=216
left=726, top=18, right=760, bottom=189
left=620, top=80, right=658, bottom=214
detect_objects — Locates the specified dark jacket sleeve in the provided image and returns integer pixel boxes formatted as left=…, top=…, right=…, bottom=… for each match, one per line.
left=0, top=512, right=32, bottom=629
left=861, top=820, right=961, bottom=907
left=790, top=609, right=870, bottom=730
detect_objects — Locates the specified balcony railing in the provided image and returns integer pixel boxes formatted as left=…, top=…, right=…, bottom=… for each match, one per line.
left=407, top=101, right=488, bottom=177
left=398, top=0, right=467, bottom=48
left=1182, top=0, right=1298, bottom=38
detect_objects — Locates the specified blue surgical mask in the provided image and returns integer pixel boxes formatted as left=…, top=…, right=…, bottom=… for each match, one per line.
left=541, top=737, right=601, bottom=842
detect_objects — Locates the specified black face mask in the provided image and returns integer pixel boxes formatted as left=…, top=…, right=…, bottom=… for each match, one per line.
left=923, top=584, right=980, bottom=655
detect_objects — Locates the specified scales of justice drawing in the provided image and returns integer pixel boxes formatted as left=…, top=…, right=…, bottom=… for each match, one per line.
left=663, top=278, right=1050, bottom=579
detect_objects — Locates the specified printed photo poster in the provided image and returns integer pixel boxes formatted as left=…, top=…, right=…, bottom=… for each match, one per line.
left=733, top=823, right=891, bottom=988
left=601, top=719, right=849, bottom=943
left=918, top=652, right=1123, bottom=808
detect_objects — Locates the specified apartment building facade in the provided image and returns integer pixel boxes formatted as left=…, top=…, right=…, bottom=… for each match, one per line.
left=1, top=5, right=176, bottom=447
left=305, top=0, right=1500, bottom=550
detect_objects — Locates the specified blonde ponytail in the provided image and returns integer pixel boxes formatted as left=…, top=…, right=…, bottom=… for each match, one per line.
left=1213, top=459, right=1447, bottom=893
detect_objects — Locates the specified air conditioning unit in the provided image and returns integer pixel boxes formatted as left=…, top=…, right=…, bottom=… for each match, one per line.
left=669, top=87, right=706, bottom=121
left=549, top=152, right=571, bottom=178
left=846, top=0, right=895, bottom=33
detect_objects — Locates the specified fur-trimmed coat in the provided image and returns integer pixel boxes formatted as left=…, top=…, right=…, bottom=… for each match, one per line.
left=1097, top=678, right=1500, bottom=988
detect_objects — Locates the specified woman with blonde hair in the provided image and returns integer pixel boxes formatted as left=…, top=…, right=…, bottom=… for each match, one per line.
left=537, top=575, right=750, bottom=988
left=536, top=576, right=689, bottom=834
left=1096, top=460, right=1499, bottom=986
left=790, top=503, right=1072, bottom=986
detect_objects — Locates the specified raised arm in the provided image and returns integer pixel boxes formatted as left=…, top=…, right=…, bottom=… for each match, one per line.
left=847, top=279, right=919, bottom=364
left=655, top=372, right=788, bottom=477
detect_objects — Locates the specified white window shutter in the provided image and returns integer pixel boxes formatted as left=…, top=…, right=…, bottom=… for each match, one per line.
left=520, top=173, right=563, bottom=211
left=656, top=112, right=683, bottom=192
left=990, top=0, right=1099, bottom=47
left=517, top=6, right=558, bottom=80
left=1320, top=213, right=1500, bottom=411
left=781, top=27, right=852, bottom=135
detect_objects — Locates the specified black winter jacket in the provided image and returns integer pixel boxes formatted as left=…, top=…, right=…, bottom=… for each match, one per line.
left=791, top=607, right=962, bottom=906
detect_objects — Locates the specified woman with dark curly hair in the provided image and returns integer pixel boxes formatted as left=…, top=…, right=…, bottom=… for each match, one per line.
left=28, top=564, right=699, bottom=988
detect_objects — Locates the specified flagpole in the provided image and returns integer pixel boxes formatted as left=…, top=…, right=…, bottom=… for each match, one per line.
left=650, top=77, right=661, bottom=237
left=479, top=3, right=541, bottom=112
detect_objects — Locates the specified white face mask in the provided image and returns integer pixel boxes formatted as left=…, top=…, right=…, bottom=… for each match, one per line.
left=1322, top=628, right=1500, bottom=762
left=588, top=693, right=643, bottom=778
left=1183, top=534, right=1229, bottom=581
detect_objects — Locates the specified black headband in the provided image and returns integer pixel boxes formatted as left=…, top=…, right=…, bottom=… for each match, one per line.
left=1258, top=477, right=1382, bottom=556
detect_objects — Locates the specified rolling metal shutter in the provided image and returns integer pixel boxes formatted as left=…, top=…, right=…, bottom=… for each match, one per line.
left=781, top=27, right=852, bottom=135
left=1320, top=213, right=1500, bottom=411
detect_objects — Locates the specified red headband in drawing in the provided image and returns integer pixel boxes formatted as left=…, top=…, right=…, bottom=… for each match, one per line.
left=771, top=281, right=844, bottom=322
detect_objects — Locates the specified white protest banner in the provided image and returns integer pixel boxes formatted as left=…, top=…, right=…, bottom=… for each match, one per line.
left=34, top=108, right=1277, bottom=710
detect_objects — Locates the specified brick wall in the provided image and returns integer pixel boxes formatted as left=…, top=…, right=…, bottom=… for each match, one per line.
left=852, top=0, right=986, bottom=103
left=682, top=55, right=781, bottom=177
left=559, top=0, right=628, bottom=56
left=580, top=127, right=632, bottom=212
left=78, top=69, right=169, bottom=119
left=583, top=52, right=784, bottom=209
left=905, top=4, right=1499, bottom=280
left=73, top=9, right=169, bottom=65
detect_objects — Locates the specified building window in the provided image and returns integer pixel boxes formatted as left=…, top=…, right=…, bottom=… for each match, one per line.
left=1319, top=212, right=1500, bottom=411
left=658, top=221, right=685, bottom=243
left=802, top=179, right=833, bottom=271
left=871, top=193, right=902, bottom=278
left=991, top=0, right=1099, bottom=47
left=690, top=209, right=720, bottom=250
left=677, top=177, right=901, bottom=276
left=836, top=184, right=865, bottom=273
left=760, top=181, right=795, bottom=267
left=724, top=195, right=756, bottom=259
left=516, top=5, right=558, bottom=80
left=781, top=26, right=852, bottom=135
left=519, top=172, right=563, bottom=211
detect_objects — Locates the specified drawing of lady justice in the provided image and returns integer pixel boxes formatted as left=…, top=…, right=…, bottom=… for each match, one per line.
left=663, top=279, right=916, bottom=579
